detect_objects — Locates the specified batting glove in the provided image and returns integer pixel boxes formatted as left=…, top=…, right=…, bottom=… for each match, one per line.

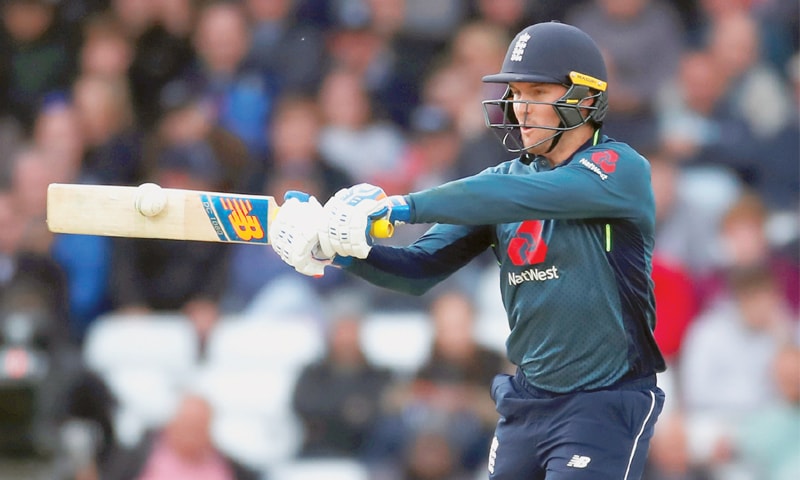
left=318, top=184, right=410, bottom=259
left=269, top=192, right=332, bottom=277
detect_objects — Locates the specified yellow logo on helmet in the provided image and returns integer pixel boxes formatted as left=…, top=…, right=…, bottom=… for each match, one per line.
left=570, top=71, right=607, bottom=92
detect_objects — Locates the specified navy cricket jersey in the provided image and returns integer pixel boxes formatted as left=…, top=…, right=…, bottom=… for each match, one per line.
left=344, top=134, right=666, bottom=393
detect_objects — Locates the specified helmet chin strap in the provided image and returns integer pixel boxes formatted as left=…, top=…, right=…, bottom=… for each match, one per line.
left=544, top=128, right=564, bottom=154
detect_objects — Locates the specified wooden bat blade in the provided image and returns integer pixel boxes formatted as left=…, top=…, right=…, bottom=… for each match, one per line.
left=46, top=184, right=276, bottom=244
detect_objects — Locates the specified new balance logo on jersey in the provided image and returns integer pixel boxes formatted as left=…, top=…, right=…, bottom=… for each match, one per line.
left=508, top=266, right=560, bottom=285
left=566, top=455, right=592, bottom=468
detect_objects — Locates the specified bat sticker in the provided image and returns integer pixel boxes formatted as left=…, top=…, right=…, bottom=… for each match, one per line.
left=202, top=194, right=269, bottom=244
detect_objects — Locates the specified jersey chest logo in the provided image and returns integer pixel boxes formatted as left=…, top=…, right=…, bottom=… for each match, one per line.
left=507, top=220, right=548, bottom=266
left=591, top=149, right=619, bottom=173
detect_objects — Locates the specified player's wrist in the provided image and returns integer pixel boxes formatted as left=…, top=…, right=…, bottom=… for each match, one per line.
left=379, top=195, right=411, bottom=224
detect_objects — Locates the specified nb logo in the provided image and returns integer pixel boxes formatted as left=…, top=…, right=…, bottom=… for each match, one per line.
left=221, top=198, right=264, bottom=241
left=487, top=436, right=499, bottom=474
left=566, top=455, right=592, bottom=469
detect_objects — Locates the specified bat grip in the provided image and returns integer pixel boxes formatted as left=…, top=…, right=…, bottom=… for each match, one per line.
left=370, top=218, right=394, bottom=238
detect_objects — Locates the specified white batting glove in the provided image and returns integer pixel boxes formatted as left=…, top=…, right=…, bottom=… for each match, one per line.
left=318, top=184, right=409, bottom=259
left=269, top=194, right=331, bottom=277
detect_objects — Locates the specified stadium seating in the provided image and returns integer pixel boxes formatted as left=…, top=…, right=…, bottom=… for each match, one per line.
left=82, top=312, right=199, bottom=446
left=266, top=458, right=371, bottom=480
left=191, top=316, right=325, bottom=470
left=359, top=311, right=433, bottom=376
left=204, top=315, right=325, bottom=372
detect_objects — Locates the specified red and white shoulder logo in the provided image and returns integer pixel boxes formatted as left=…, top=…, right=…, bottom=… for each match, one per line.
left=591, top=149, right=619, bottom=173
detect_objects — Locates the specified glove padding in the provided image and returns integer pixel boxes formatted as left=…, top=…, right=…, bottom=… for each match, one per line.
left=269, top=195, right=331, bottom=276
left=319, top=184, right=409, bottom=259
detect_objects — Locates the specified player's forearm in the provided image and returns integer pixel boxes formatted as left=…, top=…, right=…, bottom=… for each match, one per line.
left=406, top=154, right=650, bottom=225
left=407, top=173, right=573, bottom=225
left=340, top=223, right=492, bottom=294
left=340, top=245, right=452, bottom=296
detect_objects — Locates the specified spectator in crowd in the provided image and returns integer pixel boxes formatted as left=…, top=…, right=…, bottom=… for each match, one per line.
left=243, top=0, right=326, bottom=94
left=8, top=146, right=77, bottom=278
left=697, top=191, right=799, bottom=314
left=651, top=253, right=698, bottom=364
left=124, top=0, right=196, bottom=129
left=78, top=13, right=135, bottom=82
left=385, top=429, right=475, bottom=480
left=395, top=0, right=467, bottom=46
left=469, top=0, right=545, bottom=36
left=102, top=393, right=259, bottom=480
left=567, top=0, right=685, bottom=150
left=649, top=145, right=741, bottom=278
left=291, top=296, right=393, bottom=458
left=30, top=100, right=114, bottom=342
left=142, top=78, right=251, bottom=193
left=376, top=105, right=462, bottom=195
left=186, top=0, right=276, bottom=157
left=707, top=10, right=792, bottom=143
left=0, top=183, right=116, bottom=478
left=679, top=265, right=794, bottom=476
left=72, top=74, right=145, bottom=185
left=32, top=99, right=86, bottom=183
left=655, top=49, right=756, bottom=179
left=317, top=67, right=406, bottom=185
left=422, top=55, right=515, bottom=177
left=649, top=152, right=700, bottom=361
left=754, top=50, right=800, bottom=211
left=367, top=290, right=505, bottom=474
left=0, top=0, right=77, bottom=130
left=0, top=186, right=69, bottom=344
left=643, top=413, right=713, bottom=480
left=263, top=92, right=354, bottom=199
left=734, top=344, right=800, bottom=480
left=325, top=12, right=422, bottom=127
left=442, top=21, right=510, bottom=141
left=687, top=0, right=798, bottom=68
left=108, top=145, right=231, bottom=348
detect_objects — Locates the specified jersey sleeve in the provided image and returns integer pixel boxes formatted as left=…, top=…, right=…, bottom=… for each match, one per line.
left=341, top=223, right=493, bottom=296
left=408, top=145, right=652, bottom=225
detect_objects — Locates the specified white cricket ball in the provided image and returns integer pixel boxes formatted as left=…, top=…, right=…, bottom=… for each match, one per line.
left=135, top=183, right=168, bottom=217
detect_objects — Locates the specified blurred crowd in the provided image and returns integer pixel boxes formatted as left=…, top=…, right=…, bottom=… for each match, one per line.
left=0, top=0, right=797, bottom=479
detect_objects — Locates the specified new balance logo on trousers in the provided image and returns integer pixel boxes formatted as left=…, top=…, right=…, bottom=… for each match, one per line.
left=566, top=455, right=592, bottom=468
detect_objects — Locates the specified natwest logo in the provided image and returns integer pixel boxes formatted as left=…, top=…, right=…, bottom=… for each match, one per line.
left=591, top=149, right=618, bottom=173
left=508, top=265, right=560, bottom=285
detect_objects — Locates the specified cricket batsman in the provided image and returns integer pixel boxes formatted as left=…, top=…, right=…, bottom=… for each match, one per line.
left=270, top=21, right=667, bottom=480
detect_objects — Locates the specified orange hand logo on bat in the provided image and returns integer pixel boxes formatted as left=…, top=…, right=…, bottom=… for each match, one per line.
left=220, top=197, right=264, bottom=241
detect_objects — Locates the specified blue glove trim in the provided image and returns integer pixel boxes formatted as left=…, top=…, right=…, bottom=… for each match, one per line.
left=284, top=190, right=311, bottom=202
left=331, top=255, right=353, bottom=267
left=384, top=195, right=411, bottom=224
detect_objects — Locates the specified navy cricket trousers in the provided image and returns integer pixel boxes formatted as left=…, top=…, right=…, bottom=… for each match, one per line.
left=487, top=370, right=665, bottom=480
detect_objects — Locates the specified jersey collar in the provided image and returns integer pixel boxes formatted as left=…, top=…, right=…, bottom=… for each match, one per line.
left=523, top=129, right=605, bottom=171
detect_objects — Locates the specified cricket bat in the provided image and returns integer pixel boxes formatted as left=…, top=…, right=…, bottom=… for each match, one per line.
left=46, top=183, right=393, bottom=244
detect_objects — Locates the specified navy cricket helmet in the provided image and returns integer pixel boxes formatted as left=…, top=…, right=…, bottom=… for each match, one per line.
left=482, top=22, right=609, bottom=153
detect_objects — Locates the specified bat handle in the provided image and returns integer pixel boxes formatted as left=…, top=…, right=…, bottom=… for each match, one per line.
left=370, top=218, right=394, bottom=238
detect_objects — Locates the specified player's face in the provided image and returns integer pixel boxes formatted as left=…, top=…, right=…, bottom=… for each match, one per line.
left=508, top=82, right=568, bottom=153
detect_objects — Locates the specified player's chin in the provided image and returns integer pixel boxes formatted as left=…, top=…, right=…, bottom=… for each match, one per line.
left=520, top=130, right=548, bottom=153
